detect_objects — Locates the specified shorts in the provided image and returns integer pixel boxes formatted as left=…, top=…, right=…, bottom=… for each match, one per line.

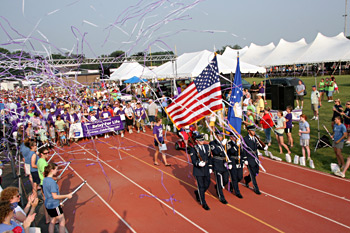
left=276, top=132, right=283, bottom=137
left=327, top=91, right=333, bottom=97
left=31, top=171, right=41, bottom=185
left=154, top=139, right=164, bottom=147
left=258, top=93, right=265, bottom=97
left=311, top=104, right=319, bottom=112
left=126, top=117, right=133, bottom=126
left=332, top=141, right=344, bottom=149
left=149, top=116, right=156, bottom=123
left=284, top=128, right=292, bottom=134
left=24, top=163, right=31, bottom=176
left=300, top=139, right=309, bottom=147
left=319, top=90, right=324, bottom=93
left=46, top=206, right=63, bottom=218
left=296, top=95, right=304, bottom=101
left=209, top=121, right=215, bottom=127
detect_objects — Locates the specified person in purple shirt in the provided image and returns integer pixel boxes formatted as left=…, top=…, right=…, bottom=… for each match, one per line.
left=258, top=81, right=266, bottom=102
left=101, top=107, right=111, bottom=138
left=135, top=102, right=146, bottom=133
left=47, top=109, right=57, bottom=126
left=115, top=105, right=125, bottom=137
left=285, top=106, right=293, bottom=147
left=153, top=117, right=170, bottom=166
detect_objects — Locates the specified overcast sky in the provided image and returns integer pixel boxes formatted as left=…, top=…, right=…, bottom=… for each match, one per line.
left=0, top=0, right=348, bottom=57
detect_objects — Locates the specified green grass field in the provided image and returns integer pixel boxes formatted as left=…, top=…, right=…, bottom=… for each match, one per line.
left=244, top=75, right=350, bottom=177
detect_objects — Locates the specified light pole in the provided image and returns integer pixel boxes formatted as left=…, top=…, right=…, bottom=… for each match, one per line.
left=344, top=0, right=348, bottom=36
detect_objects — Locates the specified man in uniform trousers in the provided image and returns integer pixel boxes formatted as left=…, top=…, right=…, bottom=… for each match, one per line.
left=243, top=125, right=266, bottom=195
left=189, top=134, right=212, bottom=210
left=209, top=132, right=229, bottom=204
left=227, top=132, right=244, bottom=199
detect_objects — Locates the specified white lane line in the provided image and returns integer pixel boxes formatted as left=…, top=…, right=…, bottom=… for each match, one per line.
left=143, top=130, right=350, bottom=183
left=53, top=149, right=137, bottom=233
left=263, top=155, right=350, bottom=183
left=263, top=172, right=350, bottom=202
left=74, top=142, right=208, bottom=233
left=116, top=137, right=350, bottom=201
left=261, top=190, right=350, bottom=230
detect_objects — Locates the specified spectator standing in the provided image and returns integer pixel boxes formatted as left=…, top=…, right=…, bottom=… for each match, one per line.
left=161, top=95, right=168, bottom=117
left=148, top=99, right=158, bottom=129
left=318, top=78, right=325, bottom=101
left=260, top=107, right=274, bottom=146
left=298, top=114, right=311, bottom=163
left=115, top=105, right=126, bottom=137
left=324, top=78, right=330, bottom=99
left=250, top=81, right=259, bottom=101
left=310, top=85, right=321, bottom=120
left=43, top=163, right=73, bottom=233
left=125, top=103, right=134, bottom=134
left=331, top=116, right=347, bottom=168
left=327, top=77, right=335, bottom=102
left=295, top=80, right=305, bottom=109
left=258, top=81, right=266, bottom=102
left=135, top=102, right=146, bottom=133
left=285, top=106, right=293, bottom=147
left=274, top=110, right=291, bottom=155
left=331, top=99, right=344, bottom=129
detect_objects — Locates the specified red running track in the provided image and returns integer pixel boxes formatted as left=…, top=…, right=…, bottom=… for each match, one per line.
left=49, top=130, right=350, bottom=233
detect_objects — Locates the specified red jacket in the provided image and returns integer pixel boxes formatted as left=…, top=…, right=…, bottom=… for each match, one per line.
left=260, top=113, right=274, bottom=129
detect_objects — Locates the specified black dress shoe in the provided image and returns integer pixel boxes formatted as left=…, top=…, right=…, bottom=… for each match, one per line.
left=220, top=198, right=228, bottom=204
left=254, top=189, right=261, bottom=195
left=236, top=193, right=243, bottom=199
left=202, top=204, right=210, bottom=210
left=194, top=190, right=200, bottom=202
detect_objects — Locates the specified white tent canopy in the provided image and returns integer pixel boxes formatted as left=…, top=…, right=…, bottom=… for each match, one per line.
left=260, top=38, right=309, bottom=66
left=109, top=61, right=154, bottom=81
left=240, top=42, right=275, bottom=66
left=143, top=50, right=265, bottom=78
left=222, top=46, right=249, bottom=58
left=296, top=32, right=350, bottom=64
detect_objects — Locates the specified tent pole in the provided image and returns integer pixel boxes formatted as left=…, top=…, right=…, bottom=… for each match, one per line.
left=339, top=60, right=342, bottom=76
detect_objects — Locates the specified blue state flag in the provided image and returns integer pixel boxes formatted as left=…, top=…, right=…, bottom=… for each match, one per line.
left=227, top=55, right=243, bottom=134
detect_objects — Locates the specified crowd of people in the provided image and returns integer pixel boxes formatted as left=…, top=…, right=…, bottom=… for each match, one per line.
left=0, top=74, right=349, bottom=231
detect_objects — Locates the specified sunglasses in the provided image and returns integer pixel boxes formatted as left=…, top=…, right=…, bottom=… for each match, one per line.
left=43, top=152, right=49, bottom=155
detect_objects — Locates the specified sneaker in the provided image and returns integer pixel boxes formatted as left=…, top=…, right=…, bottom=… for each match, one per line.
left=104, top=135, right=107, bottom=138
left=143, top=129, right=146, bottom=133
left=130, top=129, right=133, bottom=133
left=296, top=106, right=300, bottom=109
left=311, top=116, right=316, bottom=120
left=121, top=132, right=124, bottom=138
left=334, top=170, right=345, bottom=178
left=315, top=117, right=318, bottom=120
left=137, top=130, right=140, bottom=133
left=345, top=141, right=350, bottom=144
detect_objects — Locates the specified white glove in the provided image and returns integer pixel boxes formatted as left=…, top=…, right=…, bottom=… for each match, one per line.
left=264, top=145, right=268, bottom=151
left=244, top=160, right=248, bottom=166
left=209, top=169, right=213, bottom=174
left=236, top=138, right=241, bottom=146
left=221, top=138, right=227, bottom=145
left=198, top=161, right=206, bottom=167
left=228, top=164, right=232, bottom=170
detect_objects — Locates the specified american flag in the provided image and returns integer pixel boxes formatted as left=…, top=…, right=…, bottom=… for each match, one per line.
left=165, top=55, right=222, bottom=129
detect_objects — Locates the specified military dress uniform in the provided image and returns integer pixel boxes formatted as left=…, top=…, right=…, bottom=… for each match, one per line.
left=227, top=139, right=244, bottom=198
left=209, top=139, right=229, bottom=204
left=189, top=137, right=211, bottom=210
left=242, top=133, right=264, bottom=195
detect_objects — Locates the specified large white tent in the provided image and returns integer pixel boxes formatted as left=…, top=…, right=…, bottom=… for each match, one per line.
left=239, top=42, right=275, bottom=66
left=143, top=50, right=265, bottom=78
left=296, top=32, right=350, bottom=64
left=109, top=61, right=154, bottom=81
left=260, top=38, right=309, bottom=66
left=222, top=46, right=249, bottom=58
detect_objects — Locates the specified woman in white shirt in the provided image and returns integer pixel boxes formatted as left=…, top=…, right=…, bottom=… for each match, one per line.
left=275, top=110, right=291, bottom=156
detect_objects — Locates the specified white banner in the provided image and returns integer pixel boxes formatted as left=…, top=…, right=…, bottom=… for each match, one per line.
left=69, top=123, right=84, bottom=139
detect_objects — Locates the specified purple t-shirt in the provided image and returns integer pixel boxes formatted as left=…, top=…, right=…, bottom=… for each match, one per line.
left=285, top=113, right=292, bottom=128
left=153, top=125, right=163, bottom=142
left=258, top=83, right=265, bottom=93
left=135, top=107, right=146, bottom=119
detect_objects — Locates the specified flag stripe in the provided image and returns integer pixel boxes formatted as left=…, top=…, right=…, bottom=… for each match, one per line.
left=166, top=56, right=222, bottom=129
